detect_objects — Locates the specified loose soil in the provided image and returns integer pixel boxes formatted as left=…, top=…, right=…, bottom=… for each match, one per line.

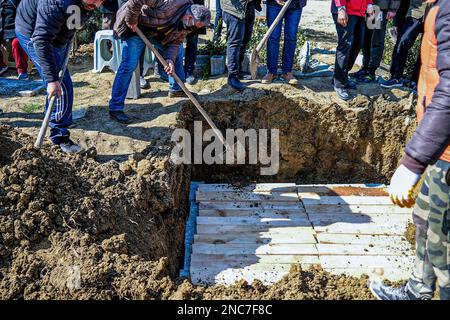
left=0, top=5, right=419, bottom=298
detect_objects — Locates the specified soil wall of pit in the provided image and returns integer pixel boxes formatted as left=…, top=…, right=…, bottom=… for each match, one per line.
left=186, top=89, right=417, bottom=183
left=0, top=123, right=191, bottom=299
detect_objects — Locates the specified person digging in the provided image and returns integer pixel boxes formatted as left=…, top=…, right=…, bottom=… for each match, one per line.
left=370, top=0, right=450, bottom=300
left=15, top=0, right=105, bottom=153
left=109, top=0, right=211, bottom=124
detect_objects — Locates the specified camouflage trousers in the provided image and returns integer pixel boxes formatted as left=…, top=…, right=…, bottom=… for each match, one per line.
left=407, top=160, right=450, bottom=300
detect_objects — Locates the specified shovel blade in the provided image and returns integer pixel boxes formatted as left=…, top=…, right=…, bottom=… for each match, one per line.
left=250, top=49, right=259, bottom=80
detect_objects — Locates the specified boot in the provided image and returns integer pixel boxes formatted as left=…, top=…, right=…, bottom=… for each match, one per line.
left=228, top=75, right=244, bottom=91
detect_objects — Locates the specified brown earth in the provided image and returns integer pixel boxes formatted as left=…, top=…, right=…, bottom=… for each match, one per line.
left=0, top=25, right=420, bottom=299
left=189, top=84, right=417, bottom=183
left=0, top=129, right=375, bottom=300
left=0, top=125, right=191, bottom=299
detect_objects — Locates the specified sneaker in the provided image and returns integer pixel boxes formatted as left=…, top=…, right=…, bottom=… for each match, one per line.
left=59, top=139, right=82, bottom=154
left=261, top=72, right=276, bottom=84
left=168, top=90, right=187, bottom=98
left=334, top=86, right=350, bottom=101
left=380, top=77, right=403, bottom=88
left=282, top=72, right=298, bottom=85
left=139, top=76, right=150, bottom=89
left=349, top=68, right=368, bottom=79
left=360, top=72, right=376, bottom=83
left=228, top=75, right=245, bottom=91
left=345, top=79, right=357, bottom=89
left=369, top=282, right=420, bottom=300
left=18, top=72, right=29, bottom=80
left=186, top=74, right=196, bottom=85
left=0, top=66, right=8, bottom=76
left=109, top=110, right=131, bottom=123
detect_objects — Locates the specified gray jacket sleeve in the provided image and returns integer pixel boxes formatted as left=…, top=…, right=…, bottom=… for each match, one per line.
left=402, top=5, right=450, bottom=173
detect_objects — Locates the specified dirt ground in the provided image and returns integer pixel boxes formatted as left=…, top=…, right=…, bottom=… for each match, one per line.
left=0, top=3, right=419, bottom=299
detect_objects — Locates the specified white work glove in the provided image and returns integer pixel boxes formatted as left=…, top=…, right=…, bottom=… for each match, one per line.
left=388, top=164, right=421, bottom=208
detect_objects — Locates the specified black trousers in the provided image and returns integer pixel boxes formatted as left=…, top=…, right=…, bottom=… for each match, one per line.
left=333, top=14, right=366, bottom=88
left=184, top=32, right=199, bottom=76
left=390, top=16, right=423, bottom=80
left=223, top=3, right=256, bottom=76
left=362, top=10, right=388, bottom=72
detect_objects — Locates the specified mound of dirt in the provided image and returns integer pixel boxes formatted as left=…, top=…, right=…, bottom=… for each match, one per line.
left=171, top=265, right=375, bottom=300
left=0, top=125, right=189, bottom=299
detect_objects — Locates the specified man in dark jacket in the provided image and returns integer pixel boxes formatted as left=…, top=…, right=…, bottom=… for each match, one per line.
left=221, top=0, right=262, bottom=91
left=370, top=0, right=450, bottom=300
left=15, top=0, right=104, bottom=153
left=380, top=0, right=428, bottom=88
left=110, top=0, right=211, bottom=123
left=350, top=0, right=401, bottom=83
left=0, top=0, right=28, bottom=78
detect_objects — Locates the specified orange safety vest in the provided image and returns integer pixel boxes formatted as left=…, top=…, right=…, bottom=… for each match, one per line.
left=417, top=0, right=450, bottom=162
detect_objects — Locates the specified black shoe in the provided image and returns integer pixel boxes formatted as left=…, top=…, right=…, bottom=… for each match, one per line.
left=334, top=86, right=350, bottom=100
left=369, top=282, right=421, bottom=300
left=345, top=79, right=357, bottom=89
left=349, top=68, right=368, bottom=79
left=228, top=75, right=244, bottom=91
left=109, top=111, right=131, bottom=123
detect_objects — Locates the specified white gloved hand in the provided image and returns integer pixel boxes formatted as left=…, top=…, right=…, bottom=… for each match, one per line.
left=388, top=164, right=421, bottom=208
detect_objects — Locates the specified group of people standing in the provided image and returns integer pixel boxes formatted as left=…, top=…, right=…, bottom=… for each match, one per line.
left=332, top=0, right=429, bottom=100
left=0, top=0, right=28, bottom=79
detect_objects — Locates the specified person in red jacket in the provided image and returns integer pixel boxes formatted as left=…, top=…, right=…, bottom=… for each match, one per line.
left=331, top=0, right=374, bottom=100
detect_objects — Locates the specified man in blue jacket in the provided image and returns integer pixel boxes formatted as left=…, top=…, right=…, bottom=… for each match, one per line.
left=15, top=0, right=104, bottom=153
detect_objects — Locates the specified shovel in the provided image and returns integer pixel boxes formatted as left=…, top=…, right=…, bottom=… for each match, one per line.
left=34, top=42, right=72, bottom=148
left=135, top=27, right=236, bottom=155
left=250, top=0, right=293, bottom=79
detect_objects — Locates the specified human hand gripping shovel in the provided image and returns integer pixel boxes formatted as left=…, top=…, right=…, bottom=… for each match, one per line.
left=250, top=0, right=293, bottom=79
left=34, top=43, right=72, bottom=149
left=135, top=27, right=240, bottom=157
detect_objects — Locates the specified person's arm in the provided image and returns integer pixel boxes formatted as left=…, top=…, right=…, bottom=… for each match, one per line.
left=124, top=0, right=158, bottom=28
left=164, top=38, right=183, bottom=64
left=402, top=9, right=450, bottom=174
left=31, top=0, right=67, bottom=83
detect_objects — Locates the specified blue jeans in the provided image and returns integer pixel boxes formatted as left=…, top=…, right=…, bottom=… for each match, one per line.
left=266, top=5, right=303, bottom=75
left=109, top=35, right=185, bottom=112
left=16, top=32, right=73, bottom=144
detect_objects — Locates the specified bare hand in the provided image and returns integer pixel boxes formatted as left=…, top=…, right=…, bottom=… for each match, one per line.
left=366, top=4, right=375, bottom=16
left=275, top=0, right=286, bottom=5
left=164, top=59, right=175, bottom=76
left=337, top=9, right=348, bottom=27
left=387, top=10, right=396, bottom=20
left=127, top=22, right=137, bottom=32
left=47, top=81, right=62, bottom=98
